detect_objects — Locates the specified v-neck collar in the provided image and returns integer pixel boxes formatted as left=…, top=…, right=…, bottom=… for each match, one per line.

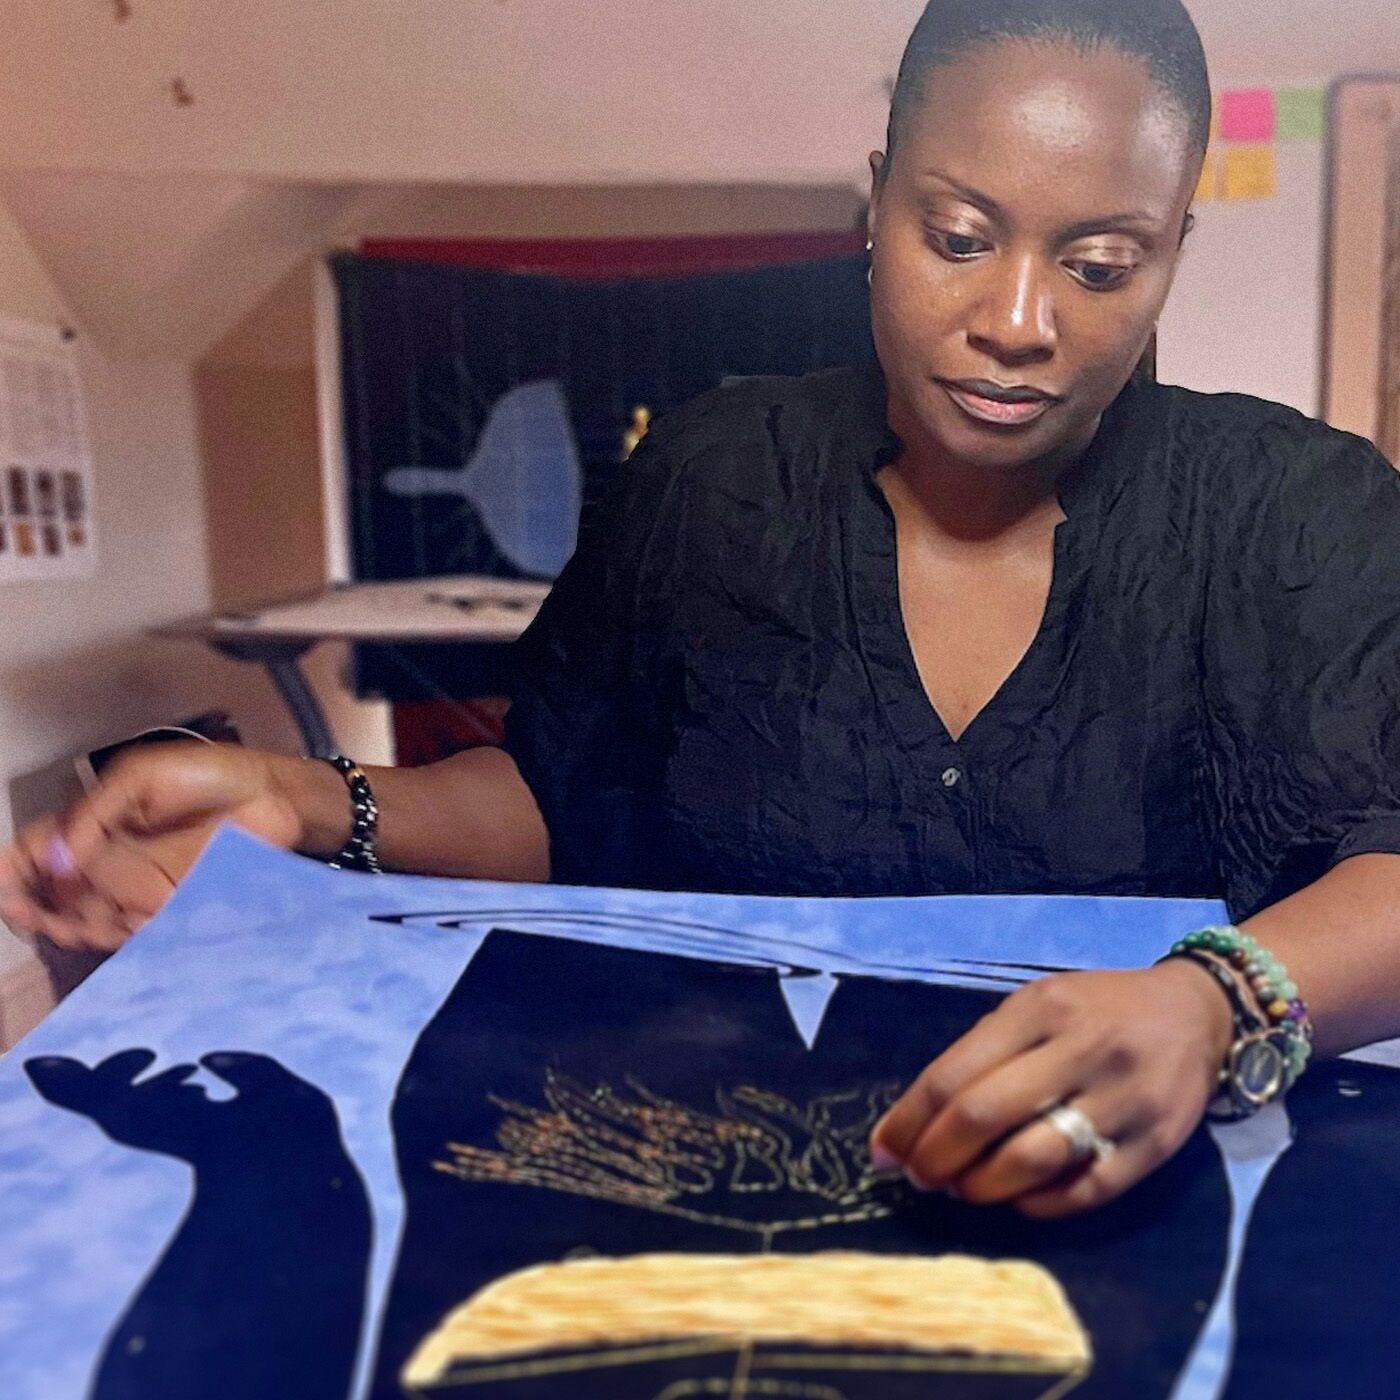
left=839, top=362, right=1149, bottom=766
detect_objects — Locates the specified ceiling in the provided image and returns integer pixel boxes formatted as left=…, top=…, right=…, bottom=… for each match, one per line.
left=0, top=175, right=865, bottom=361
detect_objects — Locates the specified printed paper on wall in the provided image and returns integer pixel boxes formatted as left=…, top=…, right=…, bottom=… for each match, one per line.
left=0, top=315, right=97, bottom=582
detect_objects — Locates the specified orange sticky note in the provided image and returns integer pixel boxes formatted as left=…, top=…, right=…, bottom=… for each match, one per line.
left=1222, top=144, right=1276, bottom=200
left=1193, top=150, right=1218, bottom=203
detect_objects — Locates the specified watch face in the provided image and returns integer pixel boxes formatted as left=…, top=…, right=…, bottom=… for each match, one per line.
left=1234, top=1036, right=1286, bottom=1106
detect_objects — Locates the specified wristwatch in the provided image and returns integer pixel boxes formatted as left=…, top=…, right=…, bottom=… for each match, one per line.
left=1166, top=949, right=1292, bottom=1121
left=1215, top=1026, right=1294, bottom=1119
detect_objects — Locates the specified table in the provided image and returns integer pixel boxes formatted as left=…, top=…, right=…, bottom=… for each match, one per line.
left=153, top=576, right=549, bottom=758
left=4, top=830, right=1400, bottom=1398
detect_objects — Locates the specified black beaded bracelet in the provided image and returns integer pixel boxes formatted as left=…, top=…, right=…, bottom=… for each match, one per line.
left=316, top=754, right=383, bottom=874
left=1159, top=945, right=1304, bottom=1121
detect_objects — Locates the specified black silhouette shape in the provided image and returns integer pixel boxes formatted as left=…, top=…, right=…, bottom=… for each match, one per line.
left=370, top=933, right=1229, bottom=1398
left=24, top=1049, right=370, bottom=1400
left=1223, top=1058, right=1400, bottom=1400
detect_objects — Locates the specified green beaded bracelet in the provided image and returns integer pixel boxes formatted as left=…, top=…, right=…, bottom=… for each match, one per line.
left=1169, top=925, right=1314, bottom=1089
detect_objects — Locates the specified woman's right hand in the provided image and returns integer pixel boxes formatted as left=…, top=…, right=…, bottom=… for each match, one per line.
left=0, top=743, right=304, bottom=953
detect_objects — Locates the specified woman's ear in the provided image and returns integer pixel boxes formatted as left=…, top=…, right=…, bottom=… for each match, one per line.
left=867, top=150, right=887, bottom=246
left=1134, top=330, right=1158, bottom=383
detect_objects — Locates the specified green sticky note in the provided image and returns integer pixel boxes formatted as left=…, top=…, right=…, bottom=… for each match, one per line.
left=1276, top=86, right=1326, bottom=141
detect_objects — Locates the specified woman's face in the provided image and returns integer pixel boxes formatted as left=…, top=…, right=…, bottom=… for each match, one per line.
left=868, top=39, right=1200, bottom=476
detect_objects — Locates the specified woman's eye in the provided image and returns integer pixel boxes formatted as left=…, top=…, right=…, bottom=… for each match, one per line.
left=929, top=230, right=988, bottom=259
left=1069, top=261, right=1136, bottom=291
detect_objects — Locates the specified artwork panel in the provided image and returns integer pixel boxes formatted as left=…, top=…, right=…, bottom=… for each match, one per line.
left=370, top=932, right=1225, bottom=1398
left=10, top=831, right=1400, bottom=1399
left=332, top=251, right=877, bottom=701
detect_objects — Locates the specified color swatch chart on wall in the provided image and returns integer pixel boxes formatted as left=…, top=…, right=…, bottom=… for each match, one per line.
left=0, top=314, right=97, bottom=581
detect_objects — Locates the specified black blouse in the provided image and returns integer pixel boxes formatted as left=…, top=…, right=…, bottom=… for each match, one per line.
left=504, top=363, right=1400, bottom=920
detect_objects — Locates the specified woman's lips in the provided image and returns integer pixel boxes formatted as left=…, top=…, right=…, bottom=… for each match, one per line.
left=940, top=383, right=1054, bottom=428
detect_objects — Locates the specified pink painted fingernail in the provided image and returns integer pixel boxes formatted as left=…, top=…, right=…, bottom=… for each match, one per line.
left=44, top=836, right=78, bottom=877
left=870, top=1142, right=900, bottom=1172
left=903, top=1166, right=934, bottom=1193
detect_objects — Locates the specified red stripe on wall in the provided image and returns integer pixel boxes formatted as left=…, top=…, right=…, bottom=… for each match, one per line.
left=360, top=230, right=866, bottom=280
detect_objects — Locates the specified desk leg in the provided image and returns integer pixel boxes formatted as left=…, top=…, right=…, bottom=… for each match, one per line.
left=264, top=656, right=338, bottom=760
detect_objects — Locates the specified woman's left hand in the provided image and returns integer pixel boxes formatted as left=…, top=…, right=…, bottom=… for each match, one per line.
left=868, top=961, right=1236, bottom=1219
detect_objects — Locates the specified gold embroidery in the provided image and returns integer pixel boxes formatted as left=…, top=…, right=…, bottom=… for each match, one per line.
left=410, top=1076, right=1091, bottom=1398
left=434, top=1073, right=903, bottom=1237
left=403, top=1253, right=1091, bottom=1396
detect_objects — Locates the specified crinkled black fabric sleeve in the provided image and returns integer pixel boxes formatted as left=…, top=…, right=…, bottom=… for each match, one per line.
left=1203, top=417, right=1400, bottom=920
left=502, top=419, right=683, bottom=888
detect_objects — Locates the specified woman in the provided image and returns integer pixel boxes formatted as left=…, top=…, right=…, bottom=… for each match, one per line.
left=8, top=0, right=1400, bottom=1220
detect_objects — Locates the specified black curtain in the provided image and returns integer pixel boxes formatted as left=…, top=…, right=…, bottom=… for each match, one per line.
left=333, top=250, right=874, bottom=702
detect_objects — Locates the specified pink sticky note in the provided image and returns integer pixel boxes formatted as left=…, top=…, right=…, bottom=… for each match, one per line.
left=1219, top=88, right=1276, bottom=143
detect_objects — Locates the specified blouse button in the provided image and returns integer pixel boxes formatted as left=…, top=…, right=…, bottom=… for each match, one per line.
left=941, top=766, right=962, bottom=789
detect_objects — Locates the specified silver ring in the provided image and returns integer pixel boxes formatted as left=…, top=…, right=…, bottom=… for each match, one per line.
left=1041, top=1103, right=1116, bottom=1166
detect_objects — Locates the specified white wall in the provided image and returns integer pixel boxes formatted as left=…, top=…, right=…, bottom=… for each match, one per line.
left=0, top=0, right=1395, bottom=186
left=1159, top=141, right=1326, bottom=415
left=0, top=200, right=206, bottom=1040
left=0, top=199, right=391, bottom=1046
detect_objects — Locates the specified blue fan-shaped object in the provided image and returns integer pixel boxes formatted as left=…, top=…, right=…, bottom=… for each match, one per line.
left=382, top=379, right=582, bottom=579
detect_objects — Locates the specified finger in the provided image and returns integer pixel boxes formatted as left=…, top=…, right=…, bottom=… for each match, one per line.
left=27, top=906, right=105, bottom=952
left=18, top=882, right=128, bottom=954
left=91, top=1048, right=159, bottom=1084
left=17, top=817, right=102, bottom=912
left=953, top=1094, right=1132, bottom=1205
left=0, top=883, right=48, bottom=938
left=14, top=821, right=116, bottom=941
left=897, top=1041, right=1086, bottom=1191
left=66, top=890, right=132, bottom=954
left=13, top=817, right=75, bottom=912
left=24, top=1050, right=158, bottom=1114
left=0, top=839, right=29, bottom=902
left=72, top=842, right=174, bottom=934
left=38, top=830, right=90, bottom=905
left=137, top=1063, right=202, bottom=1093
left=870, top=998, right=1043, bottom=1169
left=17, top=829, right=174, bottom=949
left=201, top=1051, right=313, bottom=1098
left=23, top=1055, right=92, bottom=1108
left=1012, top=1129, right=1169, bottom=1220
left=0, top=823, right=79, bottom=942
left=62, top=767, right=158, bottom=868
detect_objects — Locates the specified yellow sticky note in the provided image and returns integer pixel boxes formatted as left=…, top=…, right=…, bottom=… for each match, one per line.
left=1194, top=149, right=1218, bottom=203
left=1222, top=144, right=1276, bottom=201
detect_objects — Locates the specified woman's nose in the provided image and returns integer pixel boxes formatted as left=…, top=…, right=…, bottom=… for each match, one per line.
left=966, top=256, right=1057, bottom=365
